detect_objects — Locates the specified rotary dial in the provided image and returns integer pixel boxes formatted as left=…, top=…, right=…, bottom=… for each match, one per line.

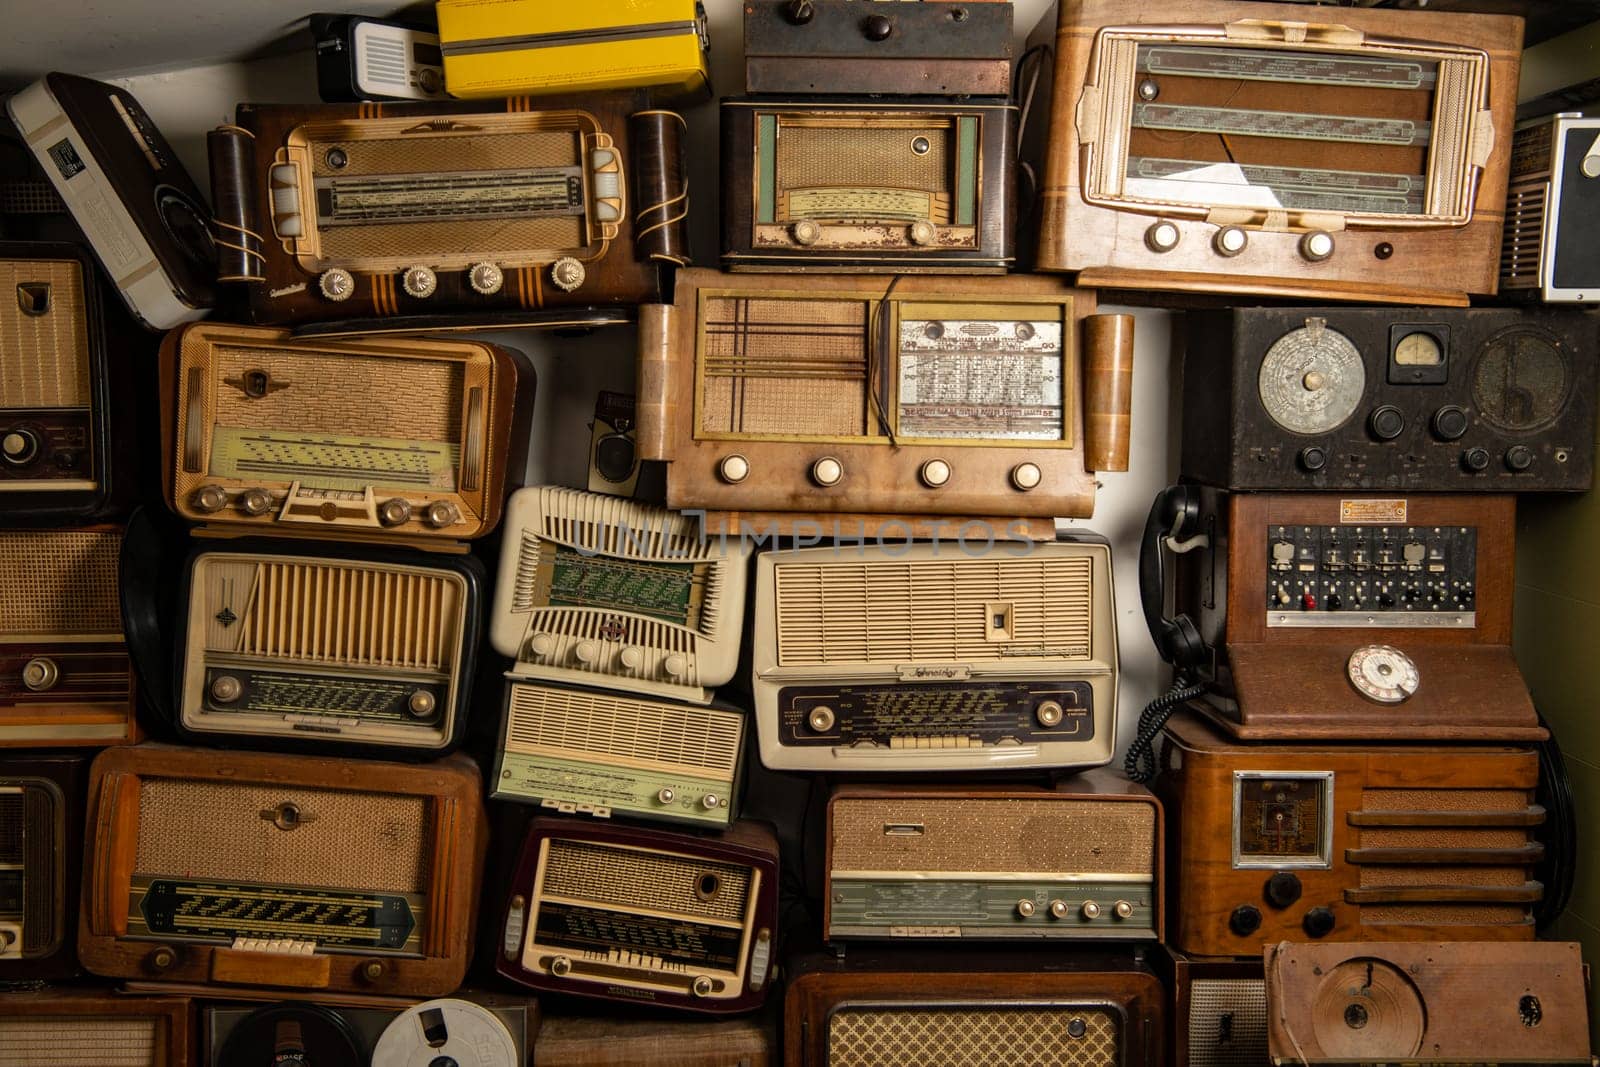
left=1347, top=644, right=1420, bottom=704
left=1258, top=318, right=1366, bottom=435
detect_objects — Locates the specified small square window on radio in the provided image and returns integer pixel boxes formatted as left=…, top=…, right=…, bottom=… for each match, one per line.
left=985, top=601, right=1014, bottom=642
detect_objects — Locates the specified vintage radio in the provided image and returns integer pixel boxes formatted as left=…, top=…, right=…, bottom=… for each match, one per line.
left=589, top=390, right=640, bottom=496
left=159, top=322, right=534, bottom=547
left=825, top=776, right=1161, bottom=941
left=743, top=0, right=1013, bottom=97
left=169, top=542, right=483, bottom=758
left=0, top=525, right=137, bottom=747
left=311, top=14, right=448, bottom=103
left=207, top=92, right=688, bottom=327
left=205, top=995, right=536, bottom=1066
left=1148, top=486, right=1544, bottom=741
left=0, top=754, right=85, bottom=982
left=496, top=817, right=779, bottom=1014
left=1156, top=951, right=1267, bottom=1067
left=78, top=744, right=486, bottom=997
left=0, top=991, right=194, bottom=1066
left=752, top=537, right=1119, bottom=772
left=1158, top=710, right=1541, bottom=958
left=1181, top=306, right=1598, bottom=492
left=494, top=680, right=744, bottom=828
left=1265, top=941, right=1593, bottom=1065
left=0, top=240, right=123, bottom=521
left=1501, top=113, right=1600, bottom=302
left=7, top=73, right=216, bottom=329
left=534, top=1013, right=776, bottom=1067
left=721, top=98, right=1017, bottom=272
left=1026, top=0, right=1522, bottom=306
left=437, top=0, right=710, bottom=101
left=639, top=269, right=1134, bottom=529
left=491, top=486, right=750, bottom=705
left=785, top=947, right=1165, bottom=1067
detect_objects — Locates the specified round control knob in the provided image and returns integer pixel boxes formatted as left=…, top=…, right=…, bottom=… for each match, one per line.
left=148, top=947, right=176, bottom=972
left=1049, top=899, right=1070, bottom=920
left=424, top=501, right=458, bottom=528
left=1264, top=871, right=1303, bottom=910
left=919, top=459, right=951, bottom=488
left=400, top=265, right=437, bottom=299
left=1081, top=901, right=1101, bottom=920
left=1431, top=405, right=1469, bottom=441
left=700, top=794, right=720, bottom=811
left=791, top=220, right=821, bottom=246
left=359, top=960, right=386, bottom=983
left=550, top=956, right=573, bottom=978
left=1213, top=226, right=1249, bottom=257
left=1144, top=220, right=1181, bottom=253
left=468, top=262, right=504, bottom=295
left=657, top=788, right=676, bottom=805
left=574, top=640, right=600, bottom=664
left=1, top=429, right=38, bottom=465
left=1229, top=904, right=1263, bottom=937
left=691, top=976, right=715, bottom=998
left=1015, top=899, right=1036, bottom=918
left=1298, top=446, right=1327, bottom=473
left=318, top=268, right=355, bottom=301
left=717, top=454, right=750, bottom=483
left=550, top=257, right=587, bottom=292
left=1299, top=230, right=1336, bottom=262
left=1036, top=700, right=1064, bottom=727
left=1113, top=900, right=1135, bottom=920
left=528, top=633, right=556, bottom=657
left=22, top=658, right=59, bottom=692
left=407, top=690, right=436, bottom=718
left=1010, top=462, right=1042, bottom=491
left=418, top=67, right=443, bottom=94
left=619, top=646, right=644, bottom=670
left=808, top=705, right=836, bottom=732
left=193, top=485, right=229, bottom=513
left=861, top=13, right=893, bottom=40
left=1461, top=447, right=1491, bottom=472
left=237, top=487, right=272, bottom=516
left=1505, top=444, right=1535, bottom=472
left=663, top=653, right=689, bottom=678
left=908, top=220, right=937, bottom=247
left=1367, top=405, right=1406, bottom=441
left=811, top=456, right=843, bottom=487
left=208, top=674, right=242, bottom=703
left=1303, top=906, right=1336, bottom=938
left=783, top=0, right=815, bottom=24
left=378, top=498, right=412, bottom=527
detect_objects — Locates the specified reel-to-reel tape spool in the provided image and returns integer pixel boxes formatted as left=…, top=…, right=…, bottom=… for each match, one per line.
left=371, top=1000, right=520, bottom=1067
left=207, top=997, right=527, bottom=1067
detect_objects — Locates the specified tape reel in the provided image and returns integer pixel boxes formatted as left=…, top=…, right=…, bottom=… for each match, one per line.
left=1309, top=959, right=1426, bottom=1059
left=217, top=1002, right=362, bottom=1065
left=371, top=999, right=518, bottom=1067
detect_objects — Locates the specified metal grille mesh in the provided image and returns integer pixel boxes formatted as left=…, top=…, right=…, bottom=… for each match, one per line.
left=0, top=259, right=89, bottom=409
left=828, top=1006, right=1119, bottom=1067
left=777, top=123, right=951, bottom=199
left=1187, top=978, right=1267, bottom=1067
left=505, top=683, right=742, bottom=773
left=0, top=1019, right=157, bottom=1065
left=699, top=296, right=867, bottom=436
left=541, top=838, right=751, bottom=923
left=0, top=529, right=121, bottom=636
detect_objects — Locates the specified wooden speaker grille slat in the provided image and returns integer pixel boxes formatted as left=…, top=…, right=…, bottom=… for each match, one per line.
left=541, top=839, right=750, bottom=923
left=0, top=259, right=89, bottom=410
left=1186, top=978, right=1267, bottom=1067
left=828, top=1006, right=1119, bottom=1067
left=506, top=685, right=741, bottom=772
left=699, top=296, right=867, bottom=436
left=0, top=529, right=121, bottom=637
left=0, top=1018, right=156, bottom=1065
left=0, top=792, right=21, bottom=861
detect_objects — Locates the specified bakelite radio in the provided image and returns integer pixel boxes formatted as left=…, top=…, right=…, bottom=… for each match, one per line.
left=0, top=753, right=86, bottom=982
left=77, top=744, right=486, bottom=997
left=0, top=990, right=194, bottom=1067
left=160, top=322, right=533, bottom=548
left=207, top=92, right=688, bottom=327
left=1026, top=0, right=1522, bottom=306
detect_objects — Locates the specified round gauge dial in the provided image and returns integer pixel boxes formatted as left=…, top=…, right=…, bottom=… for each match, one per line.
left=1258, top=322, right=1366, bottom=435
left=1472, top=327, right=1568, bottom=431
left=1347, top=644, right=1420, bottom=705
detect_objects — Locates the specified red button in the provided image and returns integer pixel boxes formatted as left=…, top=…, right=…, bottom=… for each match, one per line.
left=1301, top=591, right=1318, bottom=610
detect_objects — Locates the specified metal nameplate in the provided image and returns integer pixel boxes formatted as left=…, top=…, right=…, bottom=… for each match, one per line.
left=1133, top=103, right=1431, bottom=147
left=209, top=427, right=459, bottom=492
left=777, top=681, right=1093, bottom=747
left=314, top=166, right=584, bottom=226
left=1137, top=46, right=1436, bottom=90
left=201, top=667, right=447, bottom=725
left=129, top=876, right=422, bottom=953
left=898, top=319, right=1063, bottom=441
left=534, top=901, right=743, bottom=969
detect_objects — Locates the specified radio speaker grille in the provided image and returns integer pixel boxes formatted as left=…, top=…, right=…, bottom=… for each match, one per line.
left=1500, top=181, right=1546, bottom=289
left=0, top=529, right=121, bottom=637
left=0, top=792, right=20, bottom=862
left=827, top=1006, right=1119, bottom=1067
left=135, top=779, right=430, bottom=894
left=506, top=685, right=741, bottom=773
left=0, top=259, right=89, bottom=410
left=777, top=122, right=952, bottom=206
left=775, top=556, right=1093, bottom=666
left=1186, top=978, right=1267, bottom=1067
left=0, top=1019, right=157, bottom=1066
left=541, top=839, right=750, bottom=923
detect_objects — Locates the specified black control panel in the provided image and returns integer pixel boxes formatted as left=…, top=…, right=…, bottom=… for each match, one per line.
left=1263, top=523, right=1477, bottom=626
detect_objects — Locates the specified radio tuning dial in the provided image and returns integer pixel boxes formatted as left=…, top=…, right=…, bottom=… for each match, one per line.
left=1010, top=462, right=1042, bottom=491
left=318, top=268, right=354, bottom=301
left=808, top=705, right=836, bottom=732
left=1213, top=225, right=1249, bottom=257
left=550, top=956, right=573, bottom=978
left=790, top=220, right=821, bottom=246
left=1258, top=319, right=1365, bottom=435
left=1348, top=644, right=1420, bottom=704
left=407, top=690, right=435, bottom=717
left=1080, top=901, right=1101, bottom=920
left=21, top=657, right=59, bottom=692
left=919, top=459, right=951, bottom=487
left=237, top=488, right=273, bottom=516
left=209, top=675, right=242, bottom=704
left=424, top=501, right=458, bottom=528
left=1, top=429, right=38, bottom=465
left=193, top=485, right=229, bottom=513
left=717, top=454, right=750, bottom=483
left=1015, top=899, right=1036, bottom=918
left=468, top=262, right=503, bottom=295
left=378, top=498, right=412, bottom=526
left=400, top=265, right=437, bottom=299
left=1035, top=700, right=1064, bottom=727
left=1431, top=405, right=1469, bottom=441
left=1299, top=230, right=1336, bottom=262
left=1144, top=220, right=1180, bottom=253
left=908, top=220, right=937, bottom=246
left=550, top=257, right=587, bottom=292
left=811, top=456, right=844, bottom=487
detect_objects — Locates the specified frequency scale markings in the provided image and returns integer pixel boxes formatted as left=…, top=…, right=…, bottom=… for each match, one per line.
left=1133, top=103, right=1431, bottom=147
left=1137, top=46, right=1436, bottom=89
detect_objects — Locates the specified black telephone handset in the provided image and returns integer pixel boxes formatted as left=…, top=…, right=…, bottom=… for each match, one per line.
left=1139, top=483, right=1210, bottom=671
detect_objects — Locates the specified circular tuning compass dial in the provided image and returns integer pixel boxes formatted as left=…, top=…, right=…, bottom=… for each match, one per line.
left=1347, top=645, right=1420, bottom=705
left=1258, top=319, right=1367, bottom=435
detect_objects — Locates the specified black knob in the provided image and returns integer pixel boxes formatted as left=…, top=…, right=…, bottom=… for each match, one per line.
left=1303, top=906, right=1336, bottom=938
left=1505, top=445, right=1535, bottom=472
left=1430, top=405, right=1469, bottom=441
left=1228, top=904, right=1262, bottom=937
left=1461, top=447, right=1491, bottom=472
left=1368, top=405, right=1405, bottom=441
left=1264, top=872, right=1303, bottom=910
left=783, top=0, right=815, bottom=24
left=861, top=13, right=893, bottom=40
left=1326, top=593, right=1343, bottom=610
left=1297, top=447, right=1326, bottom=473
left=1378, top=591, right=1396, bottom=608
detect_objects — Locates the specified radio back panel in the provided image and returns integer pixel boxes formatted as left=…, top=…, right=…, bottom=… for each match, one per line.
left=497, top=817, right=779, bottom=1014
left=1028, top=0, right=1522, bottom=305
left=1502, top=113, right=1600, bottom=302
left=640, top=269, right=1133, bottom=524
left=78, top=744, right=486, bottom=997
left=161, top=322, right=533, bottom=546
left=753, top=538, right=1118, bottom=772
left=491, top=486, right=750, bottom=705
left=208, top=93, right=688, bottom=326
left=826, top=778, right=1162, bottom=941
left=1182, top=306, right=1598, bottom=491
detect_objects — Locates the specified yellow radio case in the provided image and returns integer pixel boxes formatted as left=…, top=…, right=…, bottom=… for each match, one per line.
left=436, top=0, right=710, bottom=100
